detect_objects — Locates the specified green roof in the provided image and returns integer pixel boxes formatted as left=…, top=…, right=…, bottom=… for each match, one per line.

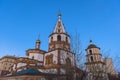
left=87, top=44, right=100, bottom=49
left=12, top=68, right=42, bottom=76
left=10, top=68, right=65, bottom=77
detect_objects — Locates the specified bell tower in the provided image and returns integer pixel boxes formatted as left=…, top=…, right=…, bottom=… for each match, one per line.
left=48, top=13, right=70, bottom=51
left=85, top=40, right=106, bottom=79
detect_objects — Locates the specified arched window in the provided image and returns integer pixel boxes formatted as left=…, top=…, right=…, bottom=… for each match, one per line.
left=89, top=50, right=92, bottom=55
left=66, top=37, right=68, bottom=43
left=66, top=58, right=71, bottom=65
left=45, top=54, right=53, bottom=65
left=32, top=56, right=34, bottom=59
left=51, top=37, right=53, bottom=42
left=57, top=35, right=61, bottom=41
left=91, top=56, right=94, bottom=62
left=58, top=29, right=61, bottom=33
left=66, top=58, right=71, bottom=76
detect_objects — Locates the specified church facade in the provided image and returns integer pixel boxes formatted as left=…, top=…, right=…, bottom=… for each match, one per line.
left=9, top=13, right=76, bottom=80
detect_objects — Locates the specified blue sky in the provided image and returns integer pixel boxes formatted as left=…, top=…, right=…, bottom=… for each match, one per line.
left=0, top=0, right=120, bottom=61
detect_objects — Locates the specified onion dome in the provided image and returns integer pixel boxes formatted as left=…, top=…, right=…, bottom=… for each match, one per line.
left=87, top=40, right=100, bottom=49
left=36, top=39, right=41, bottom=43
left=36, top=39, right=41, bottom=49
left=35, top=35, right=41, bottom=49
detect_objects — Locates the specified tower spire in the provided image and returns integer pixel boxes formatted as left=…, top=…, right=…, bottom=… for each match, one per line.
left=58, top=10, right=61, bottom=20
left=53, top=12, right=66, bottom=33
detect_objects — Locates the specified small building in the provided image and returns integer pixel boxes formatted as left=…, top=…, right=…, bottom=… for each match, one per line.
left=104, top=58, right=118, bottom=76
left=0, top=56, right=17, bottom=76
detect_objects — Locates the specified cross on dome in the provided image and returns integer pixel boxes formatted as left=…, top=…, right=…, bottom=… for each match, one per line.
left=90, top=40, right=93, bottom=44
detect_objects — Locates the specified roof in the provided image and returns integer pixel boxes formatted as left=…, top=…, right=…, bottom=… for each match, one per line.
left=87, top=40, right=100, bottom=49
left=17, top=57, right=42, bottom=63
left=0, top=55, right=17, bottom=60
left=11, top=68, right=42, bottom=76
left=87, top=44, right=99, bottom=49
left=53, top=13, right=66, bottom=33
left=26, top=49, right=46, bottom=56
left=10, top=68, right=66, bottom=77
left=36, top=39, right=41, bottom=43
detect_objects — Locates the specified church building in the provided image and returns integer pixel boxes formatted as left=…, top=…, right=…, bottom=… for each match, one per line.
left=0, top=13, right=118, bottom=80
left=8, top=13, right=76, bottom=80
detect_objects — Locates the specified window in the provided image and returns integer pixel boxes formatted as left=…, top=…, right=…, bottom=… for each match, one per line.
left=57, top=35, right=61, bottom=41
left=58, top=29, right=61, bottom=33
left=49, top=54, right=53, bottom=64
left=66, top=37, right=68, bottom=43
left=66, top=58, right=71, bottom=75
left=89, top=50, right=92, bottom=55
left=46, top=54, right=53, bottom=65
left=32, top=56, right=34, bottom=59
left=41, top=78, right=45, bottom=80
left=51, top=37, right=53, bottom=42
left=91, top=56, right=94, bottom=62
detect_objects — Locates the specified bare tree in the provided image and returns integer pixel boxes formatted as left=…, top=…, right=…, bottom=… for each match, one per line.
left=70, top=32, right=85, bottom=70
left=70, top=32, right=86, bottom=80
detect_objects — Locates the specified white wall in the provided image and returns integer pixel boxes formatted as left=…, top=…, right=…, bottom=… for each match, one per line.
left=49, top=34, right=70, bottom=43
left=87, top=48, right=100, bottom=55
left=17, top=63, right=27, bottom=68
left=29, top=53, right=43, bottom=61
left=60, top=50, right=75, bottom=66
left=44, top=50, right=58, bottom=65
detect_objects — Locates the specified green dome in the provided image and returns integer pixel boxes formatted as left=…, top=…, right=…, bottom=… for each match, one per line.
left=87, top=40, right=100, bottom=49
left=87, top=44, right=98, bottom=49
left=36, top=39, right=41, bottom=43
